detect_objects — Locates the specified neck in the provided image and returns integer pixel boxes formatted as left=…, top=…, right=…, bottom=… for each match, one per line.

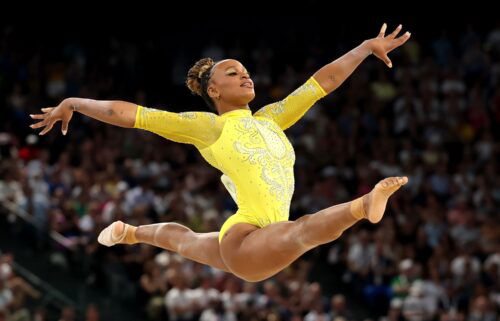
left=217, top=103, right=250, bottom=115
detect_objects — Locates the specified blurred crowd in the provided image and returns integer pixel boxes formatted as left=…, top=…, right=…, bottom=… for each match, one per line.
left=1, top=20, right=500, bottom=320
left=0, top=252, right=42, bottom=321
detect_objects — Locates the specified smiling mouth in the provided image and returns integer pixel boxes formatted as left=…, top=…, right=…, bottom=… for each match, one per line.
left=241, top=84, right=253, bottom=88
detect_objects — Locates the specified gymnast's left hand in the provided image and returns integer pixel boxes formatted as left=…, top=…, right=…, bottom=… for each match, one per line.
left=366, top=23, right=411, bottom=68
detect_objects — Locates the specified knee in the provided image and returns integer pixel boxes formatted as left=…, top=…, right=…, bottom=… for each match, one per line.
left=175, top=229, right=197, bottom=257
left=295, top=213, right=343, bottom=249
left=292, top=214, right=317, bottom=249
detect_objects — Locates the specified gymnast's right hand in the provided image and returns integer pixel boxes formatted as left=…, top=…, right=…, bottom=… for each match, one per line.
left=30, top=99, right=73, bottom=136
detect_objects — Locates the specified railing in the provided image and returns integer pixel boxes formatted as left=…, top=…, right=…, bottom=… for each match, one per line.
left=1, top=199, right=72, bottom=249
left=0, top=199, right=78, bottom=309
left=0, top=199, right=138, bottom=321
left=10, top=257, right=77, bottom=308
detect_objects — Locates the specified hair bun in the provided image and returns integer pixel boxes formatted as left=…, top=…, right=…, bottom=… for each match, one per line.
left=186, top=58, right=216, bottom=96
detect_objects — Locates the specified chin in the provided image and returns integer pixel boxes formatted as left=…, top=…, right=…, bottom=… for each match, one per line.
left=245, top=92, right=256, bottom=102
left=244, top=96, right=255, bottom=105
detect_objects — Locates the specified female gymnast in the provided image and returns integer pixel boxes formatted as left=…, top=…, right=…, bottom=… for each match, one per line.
left=30, top=23, right=411, bottom=282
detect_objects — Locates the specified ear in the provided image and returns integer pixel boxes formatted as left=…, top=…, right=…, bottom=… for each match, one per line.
left=207, top=84, right=219, bottom=99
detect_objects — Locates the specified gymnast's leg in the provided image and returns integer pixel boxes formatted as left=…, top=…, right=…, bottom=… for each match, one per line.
left=219, top=176, right=408, bottom=282
left=98, top=221, right=231, bottom=273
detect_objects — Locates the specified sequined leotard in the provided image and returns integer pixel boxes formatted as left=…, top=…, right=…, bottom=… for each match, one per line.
left=134, top=76, right=327, bottom=242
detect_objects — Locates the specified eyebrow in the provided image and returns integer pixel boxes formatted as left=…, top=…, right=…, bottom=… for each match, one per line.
left=225, top=66, right=248, bottom=72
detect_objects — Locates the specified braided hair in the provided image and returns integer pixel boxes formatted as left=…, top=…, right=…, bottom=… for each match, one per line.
left=186, top=58, right=218, bottom=111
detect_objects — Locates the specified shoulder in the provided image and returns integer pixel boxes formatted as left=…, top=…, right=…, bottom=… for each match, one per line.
left=177, top=111, right=219, bottom=122
left=253, top=110, right=279, bottom=125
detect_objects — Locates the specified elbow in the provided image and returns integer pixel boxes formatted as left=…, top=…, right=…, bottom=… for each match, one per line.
left=312, top=73, right=335, bottom=95
left=123, top=117, right=135, bottom=128
left=122, top=121, right=135, bottom=128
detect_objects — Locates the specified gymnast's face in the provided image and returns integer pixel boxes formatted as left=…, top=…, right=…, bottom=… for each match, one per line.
left=207, top=59, right=255, bottom=108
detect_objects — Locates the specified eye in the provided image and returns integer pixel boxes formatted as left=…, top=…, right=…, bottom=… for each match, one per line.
left=228, top=71, right=251, bottom=77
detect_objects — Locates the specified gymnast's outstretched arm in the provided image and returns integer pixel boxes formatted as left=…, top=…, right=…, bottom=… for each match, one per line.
left=312, top=23, right=411, bottom=95
left=30, top=98, right=138, bottom=135
left=253, top=23, right=411, bottom=130
left=29, top=98, right=222, bottom=149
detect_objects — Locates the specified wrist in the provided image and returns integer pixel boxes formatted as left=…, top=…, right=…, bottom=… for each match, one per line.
left=62, top=98, right=78, bottom=112
left=361, top=40, right=374, bottom=56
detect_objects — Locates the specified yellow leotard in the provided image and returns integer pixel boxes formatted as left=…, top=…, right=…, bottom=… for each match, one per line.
left=134, top=76, right=327, bottom=243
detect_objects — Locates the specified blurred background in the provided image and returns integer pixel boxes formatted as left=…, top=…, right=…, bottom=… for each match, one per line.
left=0, top=16, right=499, bottom=321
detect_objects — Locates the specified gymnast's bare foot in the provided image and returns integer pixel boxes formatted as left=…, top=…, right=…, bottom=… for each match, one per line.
left=363, top=176, right=408, bottom=223
left=98, top=220, right=135, bottom=246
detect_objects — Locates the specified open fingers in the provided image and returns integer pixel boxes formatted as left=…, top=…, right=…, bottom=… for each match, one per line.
left=41, top=107, right=55, bottom=113
left=396, top=31, right=411, bottom=45
left=382, top=52, right=392, bottom=68
left=29, top=113, right=47, bottom=120
left=388, top=24, right=402, bottom=39
left=38, top=119, right=57, bottom=135
left=30, top=119, right=49, bottom=129
left=388, top=31, right=411, bottom=52
left=61, top=120, right=69, bottom=135
left=378, top=23, right=387, bottom=38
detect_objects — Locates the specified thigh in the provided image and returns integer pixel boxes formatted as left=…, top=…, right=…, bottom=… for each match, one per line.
left=219, top=220, right=308, bottom=282
left=180, top=231, right=230, bottom=273
left=219, top=213, right=258, bottom=244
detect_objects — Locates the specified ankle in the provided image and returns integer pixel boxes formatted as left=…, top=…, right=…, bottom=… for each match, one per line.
left=362, top=194, right=369, bottom=219
left=350, top=196, right=367, bottom=220
left=123, top=225, right=138, bottom=244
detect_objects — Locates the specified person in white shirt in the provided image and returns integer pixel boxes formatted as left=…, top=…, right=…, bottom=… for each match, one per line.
left=164, top=269, right=195, bottom=321
left=189, top=276, right=221, bottom=313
